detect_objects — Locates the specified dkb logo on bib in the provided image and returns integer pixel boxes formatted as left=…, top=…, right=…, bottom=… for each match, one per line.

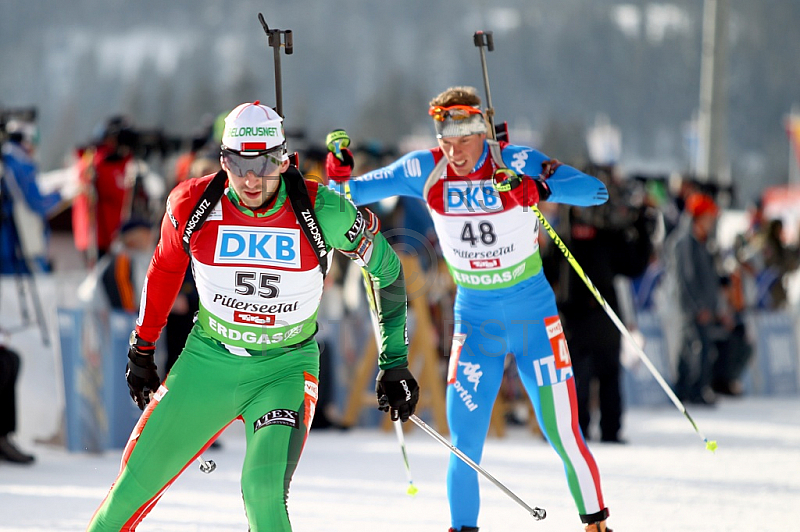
left=444, top=180, right=503, bottom=214
left=214, top=226, right=301, bottom=267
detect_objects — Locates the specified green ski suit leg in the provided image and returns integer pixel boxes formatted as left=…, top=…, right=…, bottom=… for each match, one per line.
left=87, top=328, right=319, bottom=531
left=238, top=342, right=320, bottom=531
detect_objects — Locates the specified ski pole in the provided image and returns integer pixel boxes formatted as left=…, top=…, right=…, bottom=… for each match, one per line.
left=393, top=419, right=418, bottom=496
left=325, top=129, right=350, bottom=162
left=197, top=455, right=216, bottom=474
left=472, top=28, right=716, bottom=452
left=410, top=415, right=546, bottom=521
left=532, top=206, right=718, bottom=452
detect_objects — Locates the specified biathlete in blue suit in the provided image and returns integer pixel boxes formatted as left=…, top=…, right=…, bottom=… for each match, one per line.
left=326, top=86, right=614, bottom=532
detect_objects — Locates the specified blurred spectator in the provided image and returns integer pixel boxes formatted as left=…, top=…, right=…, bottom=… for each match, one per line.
left=188, top=154, right=221, bottom=180
left=72, top=116, right=137, bottom=265
left=173, top=119, right=220, bottom=185
left=630, top=254, right=665, bottom=312
left=745, top=198, right=766, bottom=241
left=628, top=178, right=668, bottom=312
left=174, top=135, right=209, bottom=185
left=710, top=255, right=753, bottom=396
left=1, top=115, right=61, bottom=274
left=667, top=193, right=729, bottom=405
left=163, top=265, right=199, bottom=376
left=552, top=170, right=654, bottom=443
left=0, top=332, right=35, bottom=464
left=388, top=196, right=438, bottom=271
left=298, top=146, right=328, bottom=183
left=756, top=218, right=800, bottom=310
left=78, top=218, right=155, bottom=313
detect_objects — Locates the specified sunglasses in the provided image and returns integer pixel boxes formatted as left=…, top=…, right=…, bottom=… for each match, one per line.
left=221, top=147, right=283, bottom=177
left=428, top=105, right=483, bottom=122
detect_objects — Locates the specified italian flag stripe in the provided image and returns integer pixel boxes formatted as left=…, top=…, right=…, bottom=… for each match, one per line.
left=537, top=379, right=604, bottom=515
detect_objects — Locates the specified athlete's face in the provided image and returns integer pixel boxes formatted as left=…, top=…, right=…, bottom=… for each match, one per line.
left=223, top=158, right=290, bottom=208
left=438, top=133, right=486, bottom=176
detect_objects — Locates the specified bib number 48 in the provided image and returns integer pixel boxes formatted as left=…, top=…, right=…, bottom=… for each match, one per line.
left=460, top=220, right=497, bottom=247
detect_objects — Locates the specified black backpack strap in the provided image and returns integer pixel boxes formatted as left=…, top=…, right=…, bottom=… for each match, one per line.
left=181, top=169, right=227, bottom=256
left=283, top=166, right=329, bottom=279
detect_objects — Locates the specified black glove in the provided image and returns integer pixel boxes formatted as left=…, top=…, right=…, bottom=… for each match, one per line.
left=126, top=332, right=161, bottom=410
left=375, top=367, right=419, bottom=422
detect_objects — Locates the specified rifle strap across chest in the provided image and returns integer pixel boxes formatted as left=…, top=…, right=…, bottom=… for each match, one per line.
left=421, top=139, right=507, bottom=200
left=181, top=167, right=328, bottom=278
left=282, top=166, right=329, bottom=278
left=181, top=170, right=227, bottom=256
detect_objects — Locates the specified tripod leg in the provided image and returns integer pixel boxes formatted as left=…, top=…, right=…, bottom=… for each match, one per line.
left=9, top=218, right=51, bottom=347
left=12, top=269, right=32, bottom=325
left=22, top=269, right=50, bottom=347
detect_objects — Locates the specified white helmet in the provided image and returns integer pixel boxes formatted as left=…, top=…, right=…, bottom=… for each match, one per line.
left=220, top=101, right=285, bottom=155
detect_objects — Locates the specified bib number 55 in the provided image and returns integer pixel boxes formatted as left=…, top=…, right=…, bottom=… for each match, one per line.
left=235, top=271, right=281, bottom=298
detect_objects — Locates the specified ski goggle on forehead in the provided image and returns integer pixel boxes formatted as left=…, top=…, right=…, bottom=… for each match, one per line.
left=220, top=147, right=284, bottom=177
left=428, top=105, right=483, bottom=122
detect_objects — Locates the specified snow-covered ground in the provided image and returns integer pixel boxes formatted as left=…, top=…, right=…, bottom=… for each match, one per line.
left=1, top=396, right=797, bottom=531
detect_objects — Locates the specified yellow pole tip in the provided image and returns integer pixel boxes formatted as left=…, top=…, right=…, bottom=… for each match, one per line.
left=706, top=440, right=718, bottom=452
left=407, top=484, right=418, bottom=496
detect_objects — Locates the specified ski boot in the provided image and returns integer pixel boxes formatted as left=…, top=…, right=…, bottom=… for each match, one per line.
left=582, top=508, right=612, bottom=532
left=584, top=521, right=612, bottom=532
left=448, top=528, right=479, bottom=532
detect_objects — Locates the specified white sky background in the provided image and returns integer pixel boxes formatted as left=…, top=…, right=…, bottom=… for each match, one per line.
left=0, top=396, right=797, bottom=531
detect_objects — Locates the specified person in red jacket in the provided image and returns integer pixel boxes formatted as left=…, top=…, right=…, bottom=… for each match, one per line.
left=72, top=117, right=136, bottom=265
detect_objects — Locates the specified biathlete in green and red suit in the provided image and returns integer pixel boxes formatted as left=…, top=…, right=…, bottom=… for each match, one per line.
left=87, top=101, right=419, bottom=532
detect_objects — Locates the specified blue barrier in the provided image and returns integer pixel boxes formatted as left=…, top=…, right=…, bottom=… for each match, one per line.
left=620, top=309, right=800, bottom=406
left=105, top=311, right=145, bottom=448
left=58, top=308, right=100, bottom=453
left=57, top=308, right=141, bottom=452
left=622, top=311, right=671, bottom=407
left=750, top=311, right=799, bottom=396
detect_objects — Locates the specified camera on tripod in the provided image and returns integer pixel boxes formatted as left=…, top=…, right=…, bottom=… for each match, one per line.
left=0, top=105, right=50, bottom=345
left=85, top=115, right=184, bottom=160
left=0, top=106, right=38, bottom=146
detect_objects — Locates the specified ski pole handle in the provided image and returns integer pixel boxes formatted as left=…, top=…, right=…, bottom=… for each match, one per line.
left=326, top=129, right=350, bottom=162
left=492, top=168, right=522, bottom=192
